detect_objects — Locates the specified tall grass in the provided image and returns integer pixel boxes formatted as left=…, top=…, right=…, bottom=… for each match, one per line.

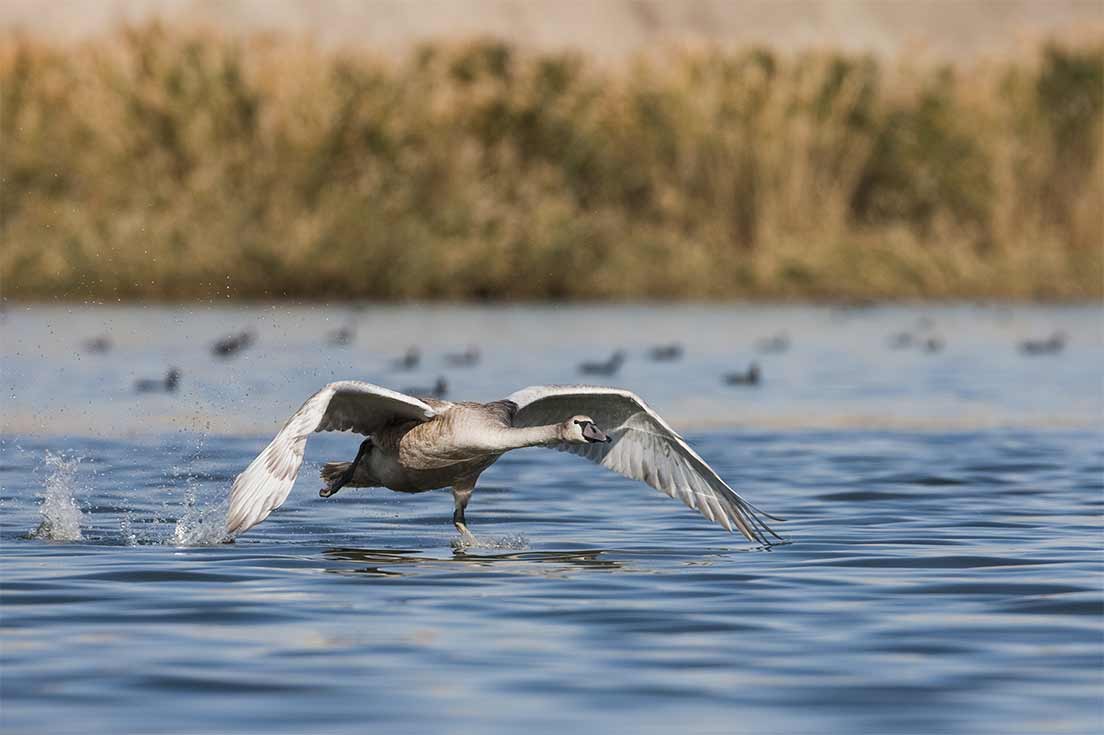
left=2, top=25, right=1101, bottom=301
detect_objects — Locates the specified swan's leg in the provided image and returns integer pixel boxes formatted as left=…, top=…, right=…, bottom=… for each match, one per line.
left=452, top=482, right=476, bottom=544
left=320, top=438, right=371, bottom=498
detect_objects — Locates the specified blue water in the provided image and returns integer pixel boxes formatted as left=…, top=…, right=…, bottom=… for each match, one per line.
left=1, top=304, right=1102, bottom=734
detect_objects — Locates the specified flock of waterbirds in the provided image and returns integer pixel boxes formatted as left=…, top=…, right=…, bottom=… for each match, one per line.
left=75, top=313, right=1071, bottom=400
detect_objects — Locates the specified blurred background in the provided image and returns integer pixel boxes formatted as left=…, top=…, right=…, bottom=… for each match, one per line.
left=2, top=0, right=1102, bottom=301
left=2, top=0, right=1101, bottom=433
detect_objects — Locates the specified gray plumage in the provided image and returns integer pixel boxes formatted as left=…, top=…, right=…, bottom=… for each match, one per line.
left=226, top=382, right=782, bottom=544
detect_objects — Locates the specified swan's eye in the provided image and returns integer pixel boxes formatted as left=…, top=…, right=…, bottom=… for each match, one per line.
left=574, top=419, right=589, bottom=429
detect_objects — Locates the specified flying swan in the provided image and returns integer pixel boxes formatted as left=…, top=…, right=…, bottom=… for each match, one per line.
left=226, top=382, right=783, bottom=544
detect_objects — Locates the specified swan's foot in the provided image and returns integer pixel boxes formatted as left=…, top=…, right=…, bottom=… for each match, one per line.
left=450, top=484, right=477, bottom=547
left=453, top=521, right=478, bottom=548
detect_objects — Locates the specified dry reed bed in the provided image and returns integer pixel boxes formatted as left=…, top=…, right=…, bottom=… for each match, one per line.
left=1, top=25, right=1101, bottom=300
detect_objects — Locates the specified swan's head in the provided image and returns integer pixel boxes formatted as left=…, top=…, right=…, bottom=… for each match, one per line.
left=562, top=415, right=611, bottom=444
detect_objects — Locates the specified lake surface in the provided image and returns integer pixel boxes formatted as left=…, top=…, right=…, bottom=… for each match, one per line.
left=2, top=304, right=1102, bottom=734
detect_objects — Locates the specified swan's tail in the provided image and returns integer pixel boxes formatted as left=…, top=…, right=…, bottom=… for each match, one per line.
left=320, top=461, right=374, bottom=489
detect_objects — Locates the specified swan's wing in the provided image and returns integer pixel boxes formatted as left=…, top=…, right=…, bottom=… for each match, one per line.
left=506, top=385, right=783, bottom=545
left=226, top=381, right=437, bottom=536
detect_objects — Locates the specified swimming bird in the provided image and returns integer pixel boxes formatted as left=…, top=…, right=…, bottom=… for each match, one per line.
left=579, top=351, right=626, bottom=376
left=756, top=333, right=790, bottom=354
left=887, top=332, right=914, bottom=350
left=723, top=363, right=761, bottom=386
left=1019, top=332, right=1065, bottom=355
left=647, top=343, right=683, bottom=362
left=444, top=346, right=480, bottom=367
left=213, top=330, right=255, bottom=358
left=226, top=382, right=782, bottom=545
left=135, top=368, right=180, bottom=393
left=402, top=377, right=448, bottom=399
left=327, top=326, right=355, bottom=346
left=921, top=336, right=944, bottom=354
left=392, top=347, right=420, bottom=371
left=83, top=336, right=112, bottom=354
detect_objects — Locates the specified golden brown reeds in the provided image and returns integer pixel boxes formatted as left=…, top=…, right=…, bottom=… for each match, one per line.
left=1, top=25, right=1101, bottom=301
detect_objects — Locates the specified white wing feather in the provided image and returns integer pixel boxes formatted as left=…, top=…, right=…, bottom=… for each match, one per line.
left=506, top=385, right=783, bottom=544
left=226, top=381, right=436, bottom=536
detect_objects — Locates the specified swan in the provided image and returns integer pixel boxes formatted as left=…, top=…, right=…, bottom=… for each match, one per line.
left=226, top=382, right=783, bottom=545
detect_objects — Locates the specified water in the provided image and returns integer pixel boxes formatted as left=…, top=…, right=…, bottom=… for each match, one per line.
left=2, top=304, right=1102, bottom=734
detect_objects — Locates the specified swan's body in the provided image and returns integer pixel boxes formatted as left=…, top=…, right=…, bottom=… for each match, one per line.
left=226, top=382, right=782, bottom=544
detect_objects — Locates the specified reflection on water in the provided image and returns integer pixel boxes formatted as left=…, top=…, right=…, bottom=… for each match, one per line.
left=323, top=547, right=624, bottom=577
left=1, top=305, right=1102, bottom=734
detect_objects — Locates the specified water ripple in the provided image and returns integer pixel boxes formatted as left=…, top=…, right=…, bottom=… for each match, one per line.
left=2, top=310, right=1102, bottom=734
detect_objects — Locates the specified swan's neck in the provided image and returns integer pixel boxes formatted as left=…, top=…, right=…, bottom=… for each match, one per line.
left=481, top=424, right=563, bottom=452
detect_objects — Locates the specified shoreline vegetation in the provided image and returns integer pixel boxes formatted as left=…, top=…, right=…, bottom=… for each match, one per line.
left=1, top=25, right=1101, bottom=302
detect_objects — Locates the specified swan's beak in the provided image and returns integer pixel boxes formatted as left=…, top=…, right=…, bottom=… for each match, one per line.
left=583, top=423, right=611, bottom=443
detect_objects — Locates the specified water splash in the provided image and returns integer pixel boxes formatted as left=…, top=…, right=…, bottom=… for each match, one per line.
left=451, top=533, right=529, bottom=552
left=22, top=441, right=230, bottom=546
left=30, top=452, right=85, bottom=541
left=170, top=479, right=229, bottom=546
left=119, top=511, right=139, bottom=546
